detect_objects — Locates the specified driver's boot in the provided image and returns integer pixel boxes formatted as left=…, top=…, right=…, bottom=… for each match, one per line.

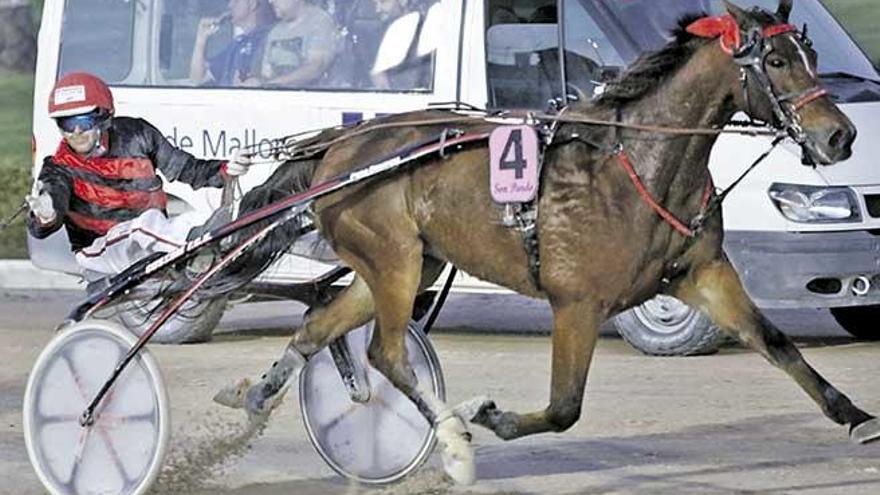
left=214, top=346, right=306, bottom=417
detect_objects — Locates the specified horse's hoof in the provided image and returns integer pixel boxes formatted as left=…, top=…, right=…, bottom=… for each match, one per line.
left=435, top=416, right=476, bottom=485
left=851, top=417, right=880, bottom=444
left=453, top=395, right=491, bottom=422
left=245, top=382, right=289, bottom=417
left=213, top=377, right=252, bottom=409
left=470, top=399, right=500, bottom=428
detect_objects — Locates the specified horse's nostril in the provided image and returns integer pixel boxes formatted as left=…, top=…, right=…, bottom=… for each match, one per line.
left=828, top=128, right=851, bottom=151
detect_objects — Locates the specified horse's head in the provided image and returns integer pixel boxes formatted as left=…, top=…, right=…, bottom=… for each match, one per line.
left=688, top=0, right=855, bottom=165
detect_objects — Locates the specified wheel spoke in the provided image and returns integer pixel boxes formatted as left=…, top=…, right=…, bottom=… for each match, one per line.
left=371, top=391, right=429, bottom=434
left=317, top=403, right=360, bottom=437
left=94, top=423, right=139, bottom=487
left=36, top=413, right=80, bottom=424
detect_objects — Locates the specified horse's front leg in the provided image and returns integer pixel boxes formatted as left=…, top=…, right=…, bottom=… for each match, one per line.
left=471, top=298, right=602, bottom=440
left=673, top=259, right=880, bottom=443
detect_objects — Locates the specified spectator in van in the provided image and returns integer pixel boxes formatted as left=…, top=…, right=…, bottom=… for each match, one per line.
left=189, top=0, right=276, bottom=86
left=27, top=72, right=252, bottom=277
left=490, top=6, right=521, bottom=25
left=253, top=0, right=339, bottom=88
left=368, top=0, right=431, bottom=90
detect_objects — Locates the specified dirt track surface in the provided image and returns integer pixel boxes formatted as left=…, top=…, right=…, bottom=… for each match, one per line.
left=2, top=290, right=880, bottom=494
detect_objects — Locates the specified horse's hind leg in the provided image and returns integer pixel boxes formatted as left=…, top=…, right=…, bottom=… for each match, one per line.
left=330, top=227, right=478, bottom=483
left=673, top=259, right=880, bottom=443
left=471, top=298, right=603, bottom=440
left=291, top=275, right=375, bottom=354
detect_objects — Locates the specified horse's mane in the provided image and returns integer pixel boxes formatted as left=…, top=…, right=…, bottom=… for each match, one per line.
left=596, top=13, right=708, bottom=105
left=597, top=6, right=788, bottom=106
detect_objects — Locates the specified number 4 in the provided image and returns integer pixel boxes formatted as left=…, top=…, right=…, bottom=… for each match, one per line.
left=500, top=129, right=527, bottom=179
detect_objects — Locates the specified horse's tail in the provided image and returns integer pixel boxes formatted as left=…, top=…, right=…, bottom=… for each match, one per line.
left=197, top=157, right=320, bottom=297
left=189, top=125, right=358, bottom=298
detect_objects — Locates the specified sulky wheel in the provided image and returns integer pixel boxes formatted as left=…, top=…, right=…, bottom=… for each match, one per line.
left=299, top=320, right=444, bottom=484
left=23, top=319, right=170, bottom=495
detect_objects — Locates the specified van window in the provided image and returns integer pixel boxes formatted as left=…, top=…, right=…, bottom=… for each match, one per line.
left=485, top=0, right=709, bottom=109
left=58, top=0, right=136, bottom=82
left=485, top=0, right=563, bottom=109
left=488, top=0, right=880, bottom=110
left=157, top=0, right=436, bottom=91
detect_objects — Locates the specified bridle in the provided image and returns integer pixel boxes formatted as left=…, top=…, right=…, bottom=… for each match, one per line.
left=734, top=28, right=826, bottom=148
left=688, top=14, right=827, bottom=159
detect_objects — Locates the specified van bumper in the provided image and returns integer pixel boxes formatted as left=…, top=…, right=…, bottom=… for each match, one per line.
left=724, top=230, right=880, bottom=309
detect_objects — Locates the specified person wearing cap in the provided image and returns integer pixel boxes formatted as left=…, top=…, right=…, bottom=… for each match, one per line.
left=26, top=72, right=252, bottom=276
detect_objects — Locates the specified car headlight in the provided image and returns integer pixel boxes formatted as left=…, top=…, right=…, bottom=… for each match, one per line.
left=768, top=183, right=861, bottom=223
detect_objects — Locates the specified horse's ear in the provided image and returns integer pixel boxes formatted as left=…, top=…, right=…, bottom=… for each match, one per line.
left=777, top=0, right=793, bottom=22
left=724, top=0, right=758, bottom=30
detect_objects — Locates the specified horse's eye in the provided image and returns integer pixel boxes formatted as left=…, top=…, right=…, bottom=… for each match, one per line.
left=767, top=58, right=786, bottom=69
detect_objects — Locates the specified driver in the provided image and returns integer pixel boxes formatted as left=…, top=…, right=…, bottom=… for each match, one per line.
left=26, top=72, right=252, bottom=277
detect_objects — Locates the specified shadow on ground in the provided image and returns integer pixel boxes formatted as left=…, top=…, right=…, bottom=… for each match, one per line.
left=176, top=412, right=880, bottom=494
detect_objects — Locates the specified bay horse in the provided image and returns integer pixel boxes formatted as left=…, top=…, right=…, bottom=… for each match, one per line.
left=218, top=0, right=877, bottom=484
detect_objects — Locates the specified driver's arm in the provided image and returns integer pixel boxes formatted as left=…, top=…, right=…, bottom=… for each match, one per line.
left=138, top=118, right=227, bottom=190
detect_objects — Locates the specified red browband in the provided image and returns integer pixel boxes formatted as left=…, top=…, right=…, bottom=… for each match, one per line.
left=686, top=14, right=797, bottom=55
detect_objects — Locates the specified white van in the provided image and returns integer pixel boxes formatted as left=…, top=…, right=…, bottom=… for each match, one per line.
left=31, top=0, right=880, bottom=351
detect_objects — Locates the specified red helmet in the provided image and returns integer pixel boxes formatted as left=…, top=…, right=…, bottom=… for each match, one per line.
left=48, top=72, right=115, bottom=118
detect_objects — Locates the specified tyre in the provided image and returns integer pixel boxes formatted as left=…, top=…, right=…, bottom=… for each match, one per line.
left=113, top=295, right=227, bottom=344
left=612, top=295, right=726, bottom=356
left=830, top=305, right=880, bottom=340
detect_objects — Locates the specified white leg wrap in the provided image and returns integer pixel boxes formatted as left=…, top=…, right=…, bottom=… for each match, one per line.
left=435, top=415, right=476, bottom=485
left=417, top=385, right=477, bottom=485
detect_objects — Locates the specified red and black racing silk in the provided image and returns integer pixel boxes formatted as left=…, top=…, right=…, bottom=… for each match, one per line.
left=28, top=117, right=227, bottom=251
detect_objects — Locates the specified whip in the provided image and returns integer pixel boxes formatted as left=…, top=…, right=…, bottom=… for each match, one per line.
left=0, top=201, right=27, bottom=232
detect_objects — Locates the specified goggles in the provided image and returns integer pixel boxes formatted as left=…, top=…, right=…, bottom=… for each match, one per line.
left=56, top=111, right=106, bottom=133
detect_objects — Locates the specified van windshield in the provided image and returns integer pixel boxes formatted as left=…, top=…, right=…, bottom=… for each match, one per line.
left=57, top=0, right=439, bottom=92
left=486, top=0, right=880, bottom=110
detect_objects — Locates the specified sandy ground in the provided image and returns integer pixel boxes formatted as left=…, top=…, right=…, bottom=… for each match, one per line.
left=2, top=290, right=879, bottom=494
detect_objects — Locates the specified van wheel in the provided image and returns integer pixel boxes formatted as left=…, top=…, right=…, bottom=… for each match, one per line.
left=612, top=295, right=726, bottom=356
left=113, top=296, right=227, bottom=344
left=829, top=305, right=880, bottom=340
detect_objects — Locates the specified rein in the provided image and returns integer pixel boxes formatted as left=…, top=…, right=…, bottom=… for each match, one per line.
left=244, top=113, right=778, bottom=166
left=247, top=109, right=781, bottom=240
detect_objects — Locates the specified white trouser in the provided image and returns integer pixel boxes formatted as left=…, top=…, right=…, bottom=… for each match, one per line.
left=75, top=209, right=210, bottom=278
